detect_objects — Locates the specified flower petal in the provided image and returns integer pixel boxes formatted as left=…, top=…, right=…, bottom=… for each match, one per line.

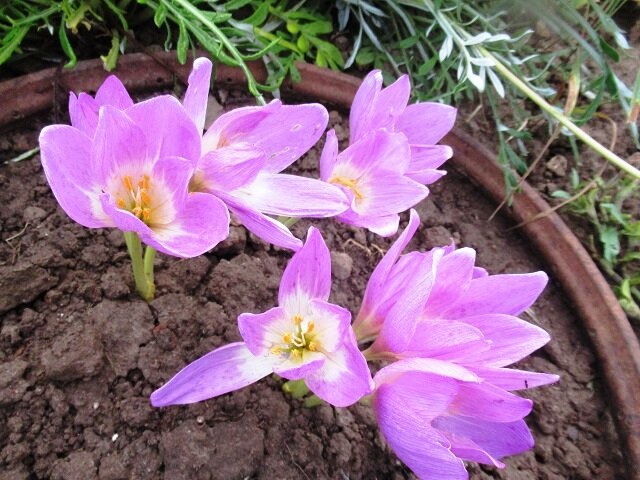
left=433, top=416, right=534, bottom=466
left=319, top=129, right=339, bottom=181
left=68, top=93, right=99, bottom=137
left=355, top=172, right=429, bottom=218
left=145, top=192, right=230, bottom=258
left=406, top=144, right=452, bottom=184
left=279, top=227, right=331, bottom=306
left=305, top=329, right=374, bottom=407
left=424, top=247, right=476, bottom=317
left=401, top=319, right=490, bottom=360
left=354, top=209, right=420, bottom=334
left=232, top=172, right=349, bottom=217
left=204, top=100, right=328, bottom=173
left=468, top=366, right=560, bottom=391
left=449, top=314, right=552, bottom=368
left=373, top=373, right=469, bottom=480
left=273, top=352, right=324, bottom=380
left=349, top=70, right=383, bottom=143
left=374, top=357, right=479, bottom=386
left=396, top=102, right=457, bottom=145
left=238, top=306, right=290, bottom=357
left=94, top=75, right=134, bottom=110
left=337, top=130, right=411, bottom=177
left=125, top=95, right=201, bottom=166
left=183, top=57, right=212, bottom=133
left=150, top=342, right=273, bottom=407
left=449, top=382, right=533, bottom=422
left=223, top=196, right=303, bottom=251
left=92, top=106, right=149, bottom=184
left=39, top=125, right=109, bottom=228
left=443, top=272, right=549, bottom=319
left=197, top=144, right=266, bottom=192
left=306, top=299, right=351, bottom=352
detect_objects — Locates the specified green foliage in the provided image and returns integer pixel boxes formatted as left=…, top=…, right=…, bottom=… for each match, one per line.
left=553, top=174, right=640, bottom=319
left=0, top=0, right=131, bottom=70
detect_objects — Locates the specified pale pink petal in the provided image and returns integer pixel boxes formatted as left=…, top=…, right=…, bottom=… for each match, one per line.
left=279, top=227, right=331, bottom=305
left=468, top=366, right=560, bottom=391
left=68, top=93, right=99, bottom=137
left=370, top=74, right=411, bottom=130
left=349, top=70, right=383, bottom=143
left=197, top=144, right=266, bottom=192
left=306, top=299, right=351, bottom=353
left=305, top=329, right=373, bottom=407
left=442, top=272, right=549, bottom=319
left=449, top=382, right=532, bottom=422
left=92, top=106, right=149, bottom=184
left=238, top=306, right=289, bottom=357
left=39, top=125, right=109, bottom=228
left=449, top=314, right=551, bottom=368
left=396, top=102, right=457, bottom=145
left=424, top=247, right=476, bottom=318
left=204, top=100, right=328, bottom=173
left=373, top=371, right=469, bottom=480
left=148, top=156, right=195, bottom=214
left=372, top=250, right=442, bottom=353
left=150, top=342, right=273, bottom=406
left=337, top=130, right=411, bottom=176
left=125, top=95, right=201, bottom=166
left=433, top=416, right=534, bottom=466
left=354, top=209, right=420, bottom=334
left=145, top=193, right=230, bottom=258
left=273, top=353, right=324, bottom=380
left=406, top=168, right=447, bottom=185
left=223, top=196, right=303, bottom=251
left=401, top=319, right=490, bottom=360
left=364, top=214, right=400, bottom=237
left=232, top=172, right=348, bottom=217
left=374, top=357, right=479, bottom=386
left=319, top=129, right=339, bottom=181
left=94, top=75, right=134, bottom=110
left=183, top=57, right=212, bottom=132
left=406, top=144, right=452, bottom=184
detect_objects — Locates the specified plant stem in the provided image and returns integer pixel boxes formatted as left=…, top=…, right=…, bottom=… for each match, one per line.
left=477, top=46, right=640, bottom=180
left=169, top=0, right=267, bottom=106
left=123, top=232, right=155, bottom=301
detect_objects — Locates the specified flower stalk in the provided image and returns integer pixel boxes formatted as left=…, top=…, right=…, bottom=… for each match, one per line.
left=476, top=45, right=640, bottom=180
left=124, top=232, right=155, bottom=301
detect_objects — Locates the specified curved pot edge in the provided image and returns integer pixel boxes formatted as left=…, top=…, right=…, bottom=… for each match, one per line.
left=2, top=51, right=639, bottom=479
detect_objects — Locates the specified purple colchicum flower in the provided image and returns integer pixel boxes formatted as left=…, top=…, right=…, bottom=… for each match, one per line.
left=320, top=129, right=430, bottom=236
left=182, top=58, right=349, bottom=251
left=352, top=210, right=558, bottom=478
left=150, top=227, right=374, bottom=408
left=39, top=95, right=230, bottom=257
left=350, top=70, right=457, bottom=185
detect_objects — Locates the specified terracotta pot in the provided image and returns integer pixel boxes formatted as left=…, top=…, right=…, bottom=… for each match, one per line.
left=2, top=52, right=639, bottom=479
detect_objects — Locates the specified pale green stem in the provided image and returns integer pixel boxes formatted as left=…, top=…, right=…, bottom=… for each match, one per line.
left=123, top=232, right=155, bottom=301
left=144, top=245, right=156, bottom=295
left=170, top=0, right=267, bottom=106
left=477, top=46, right=640, bottom=180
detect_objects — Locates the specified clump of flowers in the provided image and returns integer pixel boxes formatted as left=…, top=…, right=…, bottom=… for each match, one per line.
left=39, top=57, right=558, bottom=479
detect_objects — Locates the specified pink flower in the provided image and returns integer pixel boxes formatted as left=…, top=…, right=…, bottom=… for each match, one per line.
left=350, top=70, right=457, bottom=185
left=372, top=358, right=541, bottom=479
left=39, top=94, right=230, bottom=257
left=183, top=58, right=349, bottom=251
left=150, top=227, right=374, bottom=408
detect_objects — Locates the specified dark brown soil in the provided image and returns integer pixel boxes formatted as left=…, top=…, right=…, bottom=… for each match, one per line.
left=0, top=94, right=626, bottom=479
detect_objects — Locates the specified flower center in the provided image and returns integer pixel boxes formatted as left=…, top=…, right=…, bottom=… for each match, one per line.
left=270, top=314, right=320, bottom=361
left=116, top=174, right=153, bottom=223
left=329, top=175, right=364, bottom=200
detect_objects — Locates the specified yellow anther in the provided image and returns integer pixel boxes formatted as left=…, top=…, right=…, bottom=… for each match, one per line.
left=138, top=175, right=150, bottom=189
left=142, top=208, right=151, bottom=221
left=307, top=320, right=315, bottom=332
left=116, top=198, right=126, bottom=209
left=140, top=189, right=151, bottom=206
left=293, top=314, right=303, bottom=325
left=270, top=346, right=282, bottom=355
left=283, top=333, right=292, bottom=344
left=329, top=176, right=364, bottom=200
left=290, top=349, right=301, bottom=359
left=308, top=342, right=318, bottom=352
left=122, top=175, right=134, bottom=192
left=132, top=206, right=143, bottom=217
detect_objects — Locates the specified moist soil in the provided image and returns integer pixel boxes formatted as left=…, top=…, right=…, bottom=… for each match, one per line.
left=0, top=91, right=627, bottom=480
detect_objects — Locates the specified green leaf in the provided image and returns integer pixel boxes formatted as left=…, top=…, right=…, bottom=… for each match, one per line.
left=355, top=48, right=375, bottom=66
left=58, top=20, right=77, bottom=68
left=242, top=2, right=269, bottom=26
left=301, top=20, right=332, bottom=36
left=0, top=25, right=29, bottom=66
left=599, top=37, right=619, bottom=62
left=176, top=18, right=189, bottom=64
left=551, top=190, right=571, bottom=199
left=153, top=4, right=167, bottom=27
left=600, top=203, right=627, bottom=225
left=100, top=33, right=120, bottom=71
left=599, top=225, right=620, bottom=264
